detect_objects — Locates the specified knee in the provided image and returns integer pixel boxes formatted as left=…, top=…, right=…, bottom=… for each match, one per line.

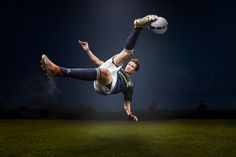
left=99, top=68, right=111, bottom=78
left=98, top=68, right=112, bottom=85
left=123, top=49, right=134, bottom=55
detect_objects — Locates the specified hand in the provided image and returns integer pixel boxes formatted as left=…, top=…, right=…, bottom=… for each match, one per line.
left=128, top=114, right=139, bottom=122
left=78, top=40, right=90, bottom=52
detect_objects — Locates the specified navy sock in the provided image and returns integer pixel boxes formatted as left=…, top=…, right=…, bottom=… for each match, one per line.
left=60, top=67, right=99, bottom=81
left=124, top=27, right=143, bottom=51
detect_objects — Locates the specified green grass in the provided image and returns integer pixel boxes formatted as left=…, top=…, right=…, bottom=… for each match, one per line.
left=0, top=120, right=236, bottom=157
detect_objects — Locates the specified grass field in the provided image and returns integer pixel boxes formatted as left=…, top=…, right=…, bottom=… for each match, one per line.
left=0, top=120, right=235, bottom=157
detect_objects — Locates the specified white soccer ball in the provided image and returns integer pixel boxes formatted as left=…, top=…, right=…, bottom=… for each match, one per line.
left=149, top=17, right=168, bottom=35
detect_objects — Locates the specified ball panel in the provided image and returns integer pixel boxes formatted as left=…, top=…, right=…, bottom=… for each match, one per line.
left=150, top=17, right=168, bottom=35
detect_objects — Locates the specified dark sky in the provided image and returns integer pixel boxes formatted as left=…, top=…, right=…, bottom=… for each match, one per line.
left=1, top=0, right=236, bottom=110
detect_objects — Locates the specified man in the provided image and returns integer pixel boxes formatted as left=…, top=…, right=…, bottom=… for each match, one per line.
left=41, top=14, right=158, bottom=122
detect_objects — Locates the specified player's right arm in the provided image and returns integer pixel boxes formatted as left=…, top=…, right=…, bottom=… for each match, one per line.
left=79, top=40, right=104, bottom=67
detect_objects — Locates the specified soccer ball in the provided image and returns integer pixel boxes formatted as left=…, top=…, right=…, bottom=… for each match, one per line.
left=149, top=17, right=168, bottom=35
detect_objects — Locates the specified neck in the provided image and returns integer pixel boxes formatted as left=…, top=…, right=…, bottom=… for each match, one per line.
left=125, top=71, right=131, bottom=76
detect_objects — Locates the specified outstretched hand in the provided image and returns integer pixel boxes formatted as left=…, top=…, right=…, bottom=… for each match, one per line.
left=128, top=113, right=139, bottom=122
left=78, top=40, right=90, bottom=52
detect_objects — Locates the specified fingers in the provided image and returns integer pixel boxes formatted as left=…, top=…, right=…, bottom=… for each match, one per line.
left=78, top=40, right=87, bottom=45
left=132, top=115, right=138, bottom=122
left=128, top=114, right=139, bottom=122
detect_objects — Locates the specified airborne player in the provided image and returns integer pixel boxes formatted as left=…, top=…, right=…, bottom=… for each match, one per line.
left=41, top=14, right=158, bottom=122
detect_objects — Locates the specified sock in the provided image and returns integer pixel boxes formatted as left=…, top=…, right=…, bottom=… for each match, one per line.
left=60, top=67, right=100, bottom=81
left=124, top=27, right=143, bottom=52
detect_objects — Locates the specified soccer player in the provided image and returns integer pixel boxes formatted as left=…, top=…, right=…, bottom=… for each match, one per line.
left=41, top=14, right=158, bottom=122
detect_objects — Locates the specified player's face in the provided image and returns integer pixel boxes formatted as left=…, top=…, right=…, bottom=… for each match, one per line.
left=125, top=61, right=137, bottom=75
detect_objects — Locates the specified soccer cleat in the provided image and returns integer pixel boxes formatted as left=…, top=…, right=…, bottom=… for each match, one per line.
left=41, top=54, right=62, bottom=77
left=134, top=14, right=158, bottom=28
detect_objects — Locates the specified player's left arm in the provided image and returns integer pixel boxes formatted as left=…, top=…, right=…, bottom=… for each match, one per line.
left=124, top=101, right=131, bottom=115
left=123, top=87, right=138, bottom=122
left=124, top=101, right=138, bottom=122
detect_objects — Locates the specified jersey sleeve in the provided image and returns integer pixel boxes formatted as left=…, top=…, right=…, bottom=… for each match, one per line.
left=123, top=86, right=133, bottom=103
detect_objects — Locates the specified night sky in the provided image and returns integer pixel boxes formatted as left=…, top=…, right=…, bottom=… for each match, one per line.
left=1, top=0, right=236, bottom=111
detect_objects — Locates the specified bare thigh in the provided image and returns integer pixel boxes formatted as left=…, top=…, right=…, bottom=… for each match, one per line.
left=113, top=50, right=133, bottom=67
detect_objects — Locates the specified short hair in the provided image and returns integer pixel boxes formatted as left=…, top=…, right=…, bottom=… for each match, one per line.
left=130, top=58, right=140, bottom=71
